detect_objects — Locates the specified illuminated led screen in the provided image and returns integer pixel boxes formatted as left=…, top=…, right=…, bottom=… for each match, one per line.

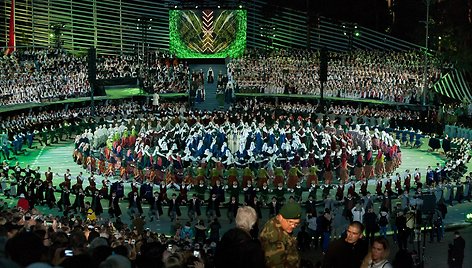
left=169, top=9, right=247, bottom=58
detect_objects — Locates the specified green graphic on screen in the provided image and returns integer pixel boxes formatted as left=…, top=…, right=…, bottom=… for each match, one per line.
left=169, top=9, right=247, bottom=58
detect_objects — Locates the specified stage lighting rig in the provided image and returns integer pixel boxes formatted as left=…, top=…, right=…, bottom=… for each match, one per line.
left=50, top=23, right=66, bottom=48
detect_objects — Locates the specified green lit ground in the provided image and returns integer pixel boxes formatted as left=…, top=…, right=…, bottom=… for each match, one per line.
left=2, top=133, right=472, bottom=268
left=2, top=138, right=470, bottom=232
left=105, top=87, right=143, bottom=98
left=105, top=88, right=189, bottom=99
left=9, top=140, right=444, bottom=187
left=0, top=85, right=469, bottom=234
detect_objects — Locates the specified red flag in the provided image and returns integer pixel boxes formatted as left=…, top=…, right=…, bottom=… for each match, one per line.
left=5, top=0, right=15, bottom=55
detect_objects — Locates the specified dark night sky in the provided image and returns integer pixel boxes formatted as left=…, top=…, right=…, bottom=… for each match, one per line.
left=274, top=0, right=471, bottom=47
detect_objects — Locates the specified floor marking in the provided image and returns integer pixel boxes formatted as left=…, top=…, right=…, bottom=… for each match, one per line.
left=32, top=146, right=46, bottom=166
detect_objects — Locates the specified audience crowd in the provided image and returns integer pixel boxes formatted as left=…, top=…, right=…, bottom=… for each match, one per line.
left=228, top=49, right=442, bottom=104
left=96, top=50, right=190, bottom=95
left=233, top=99, right=440, bottom=134
left=0, top=49, right=90, bottom=106
left=143, top=50, right=190, bottom=94
left=1, top=47, right=447, bottom=107
left=97, top=55, right=139, bottom=79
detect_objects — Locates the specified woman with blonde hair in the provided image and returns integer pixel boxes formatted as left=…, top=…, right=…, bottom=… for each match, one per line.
left=360, top=236, right=392, bottom=268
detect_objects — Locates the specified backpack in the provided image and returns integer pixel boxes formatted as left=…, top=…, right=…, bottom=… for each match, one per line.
left=379, top=214, right=388, bottom=226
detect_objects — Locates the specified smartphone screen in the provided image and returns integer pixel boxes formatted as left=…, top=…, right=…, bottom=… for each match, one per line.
left=193, top=250, right=200, bottom=258
left=64, top=249, right=73, bottom=257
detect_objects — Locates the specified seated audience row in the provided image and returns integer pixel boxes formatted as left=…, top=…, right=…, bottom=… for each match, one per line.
left=0, top=48, right=90, bottom=106
left=228, top=48, right=442, bottom=104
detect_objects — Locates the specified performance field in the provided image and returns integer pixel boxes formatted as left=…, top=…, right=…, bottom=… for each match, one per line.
left=2, top=1, right=472, bottom=268
left=1, top=138, right=457, bottom=228
left=2, top=136, right=471, bottom=267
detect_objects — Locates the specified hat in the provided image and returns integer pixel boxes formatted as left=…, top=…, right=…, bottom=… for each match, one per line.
left=19, top=193, right=25, bottom=198
left=279, top=202, right=302, bottom=219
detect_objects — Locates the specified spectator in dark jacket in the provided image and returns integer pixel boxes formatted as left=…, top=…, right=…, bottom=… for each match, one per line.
left=5, top=232, right=45, bottom=267
left=364, top=207, right=378, bottom=245
left=297, top=225, right=311, bottom=251
left=322, top=221, right=368, bottom=268
left=448, top=231, right=465, bottom=268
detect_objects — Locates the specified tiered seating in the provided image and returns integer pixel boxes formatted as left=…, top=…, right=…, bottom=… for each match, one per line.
left=0, top=49, right=90, bottom=106
left=228, top=49, right=442, bottom=104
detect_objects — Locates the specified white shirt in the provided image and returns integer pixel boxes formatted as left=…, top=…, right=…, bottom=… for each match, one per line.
left=351, top=207, right=365, bottom=222
left=307, top=216, right=317, bottom=231
left=366, top=259, right=392, bottom=268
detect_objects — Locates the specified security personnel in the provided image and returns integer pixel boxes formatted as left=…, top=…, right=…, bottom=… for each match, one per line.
left=259, top=202, right=301, bottom=268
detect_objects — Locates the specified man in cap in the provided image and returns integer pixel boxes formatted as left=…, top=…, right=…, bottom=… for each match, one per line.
left=259, top=202, right=302, bottom=268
